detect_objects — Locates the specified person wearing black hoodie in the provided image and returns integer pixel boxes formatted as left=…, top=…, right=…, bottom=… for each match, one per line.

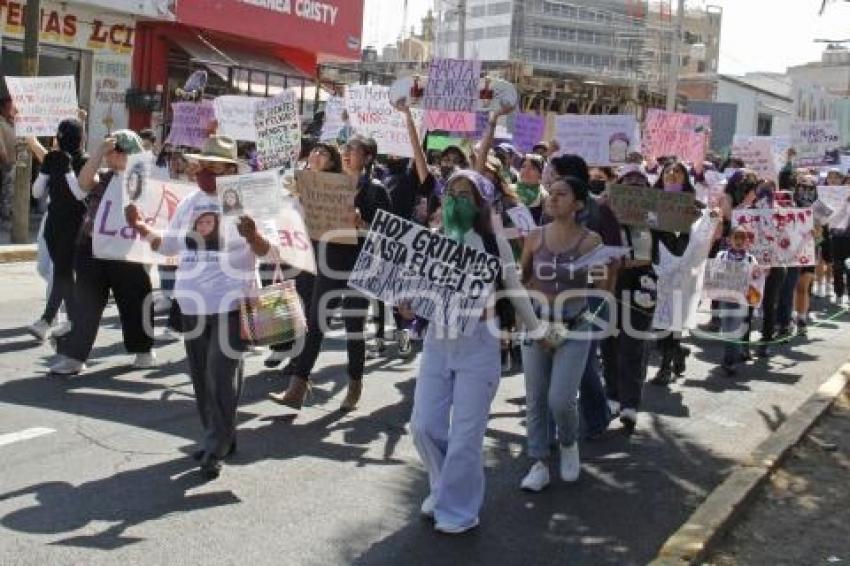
left=27, top=119, right=88, bottom=341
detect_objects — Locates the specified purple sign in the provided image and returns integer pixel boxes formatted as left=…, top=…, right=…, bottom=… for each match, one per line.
left=166, top=101, right=215, bottom=149
left=513, top=113, right=546, bottom=153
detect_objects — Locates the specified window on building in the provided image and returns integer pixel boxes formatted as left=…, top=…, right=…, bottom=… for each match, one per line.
left=697, top=60, right=706, bottom=73
left=757, top=113, right=773, bottom=136
left=488, top=2, right=512, bottom=16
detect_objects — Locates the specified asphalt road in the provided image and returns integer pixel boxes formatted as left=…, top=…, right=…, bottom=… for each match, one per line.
left=1, top=261, right=848, bottom=565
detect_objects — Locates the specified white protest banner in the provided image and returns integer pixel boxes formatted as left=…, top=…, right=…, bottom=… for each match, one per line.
left=344, top=85, right=423, bottom=158
left=295, top=170, right=357, bottom=244
left=731, top=136, right=779, bottom=181
left=653, top=212, right=719, bottom=331
left=4, top=76, right=78, bottom=137
left=703, top=257, right=766, bottom=307
left=642, top=109, right=710, bottom=163
left=815, top=185, right=850, bottom=229
left=506, top=205, right=537, bottom=237
left=255, top=91, right=301, bottom=170
left=791, top=120, right=841, bottom=166
left=273, top=196, right=316, bottom=274
left=213, top=95, right=262, bottom=142
left=348, top=209, right=500, bottom=335
left=422, top=58, right=482, bottom=112
left=320, top=96, right=346, bottom=142
left=94, top=175, right=195, bottom=265
left=553, top=115, right=639, bottom=166
left=166, top=101, right=216, bottom=148
left=122, top=152, right=154, bottom=211
left=732, top=208, right=816, bottom=267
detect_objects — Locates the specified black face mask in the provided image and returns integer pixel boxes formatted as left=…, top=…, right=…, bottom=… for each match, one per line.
left=589, top=179, right=606, bottom=195
left=440, top=165, right=456, bottom=180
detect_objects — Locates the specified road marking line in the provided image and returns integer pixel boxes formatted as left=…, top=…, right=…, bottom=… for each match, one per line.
left=0, top=427, right=56, bottom=447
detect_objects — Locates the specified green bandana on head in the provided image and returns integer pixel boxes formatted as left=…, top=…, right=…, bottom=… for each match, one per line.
left=516, top=182, right=541, bottom=206
left=442, top=195, right=478, bottom=242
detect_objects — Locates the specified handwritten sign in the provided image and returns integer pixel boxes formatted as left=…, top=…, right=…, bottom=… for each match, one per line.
left=554, top=114, right=639, bottom=165
left=320, top=96, right=346, bottom=142
left=643, top=109, right=710, bottom=163
left=4, top=76, right=79, bottom=137
left=213, top=95, right=262, bottom=142
left=703, top=257, right=766, bottom=307
left=732, top=208, right=816, bottom=267
left=255, top=92, right=301, bottom=170
left=423, top=110, right=476, bottom=132
left=608, top=184, right=697, bottom=233
left=345, top=85, right=422, bottom=158
left=349, top=209, right=499, bottom=334
left=512, top=113, right=546, bottom=154
left=295, top=170, right=357, bottom=244
left=816, top=185, right=850, bottom=229
left=422, top=58, right=481, bottom=112
left=731, top=136, right=779, bottom=181
left=791, top=120, right=841, bottom=166
left=166, top=101, right=216, bottom=149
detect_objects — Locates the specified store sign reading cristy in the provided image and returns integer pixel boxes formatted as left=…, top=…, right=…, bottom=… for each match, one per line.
left=0, top=1, right=134, bottom=54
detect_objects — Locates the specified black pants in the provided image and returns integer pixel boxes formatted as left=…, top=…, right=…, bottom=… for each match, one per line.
left=831, top=235, right=850, bottom=298
left=58, top=248, right=154, bottom=362
left=41, top=221, right=80, bottom=324
left=760, top=267, right=787, bottom=343
left=293, top=271, right=369, bottom=381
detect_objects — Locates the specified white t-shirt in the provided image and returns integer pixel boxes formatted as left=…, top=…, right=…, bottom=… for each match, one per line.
left=159, top=190, right=257, bottom=315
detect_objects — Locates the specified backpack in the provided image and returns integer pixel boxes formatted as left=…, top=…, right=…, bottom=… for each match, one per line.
left=482, top=232, right=516, bottom=329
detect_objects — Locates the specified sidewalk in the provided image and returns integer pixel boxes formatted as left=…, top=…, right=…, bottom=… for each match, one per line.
left=0, top=212, right=41, bottom=262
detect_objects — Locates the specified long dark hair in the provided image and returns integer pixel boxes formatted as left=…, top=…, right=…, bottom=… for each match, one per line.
left=653, top=160, right=695, bottom=193
left=446, top=174, right=495, bottom=238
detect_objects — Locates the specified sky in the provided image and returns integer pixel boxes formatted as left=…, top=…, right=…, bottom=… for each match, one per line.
left=363, top=0, right=850, bottom=75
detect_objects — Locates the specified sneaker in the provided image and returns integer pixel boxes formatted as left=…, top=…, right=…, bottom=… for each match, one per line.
left=420, top=494, right=436, bottom=519
left=52, top=321, right=73, bottom=337
left=559, top=443, right=581, bottom=482
left=397, top=329, right=413, bottom=358
left=520, top=460, right=551, bottom=492
left=133, top=352, right=158, bottom=369
left=49, top=355, right=86, bottom=375
left=434, top=517, right=479, bottom=535
left=607, top=399, right=621, bottom=416
left=26, top=319, right=52, bottom=341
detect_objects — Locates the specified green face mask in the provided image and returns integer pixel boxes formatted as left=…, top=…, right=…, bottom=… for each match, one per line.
left=516, top=182, right=541, bottom=206
left=442, top=195, right=479, bottom=241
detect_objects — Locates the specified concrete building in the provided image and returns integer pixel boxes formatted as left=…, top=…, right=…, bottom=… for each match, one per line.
left=788, top=45, right=850, bottom=97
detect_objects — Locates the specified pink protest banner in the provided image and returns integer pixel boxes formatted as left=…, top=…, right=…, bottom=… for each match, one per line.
left=166, top=101, right=216, bottom=149
left=732, top=208, right=816, bottom=267
left=643, top=109, right=710, bottom=163
left=422, top=110, right=476, bottom=132
left=512, top=113, right=546, bottom=154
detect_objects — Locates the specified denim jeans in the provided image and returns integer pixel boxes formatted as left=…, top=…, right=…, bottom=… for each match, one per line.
left=579, top=299, right=611, bottom=436
left=522, top=329, right=591, bottom=459
left=719, top=300, right=748, bottom=364
left=778, top=267, right=800, bottom=329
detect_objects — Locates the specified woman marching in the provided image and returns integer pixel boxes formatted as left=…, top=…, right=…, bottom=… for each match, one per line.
left=127, top=135, right=271, bottom=480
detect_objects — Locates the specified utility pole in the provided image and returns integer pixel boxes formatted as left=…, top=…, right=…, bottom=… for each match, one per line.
left=666, top=0, right=685, bottom=112
left=457, top=0, right=467, bottom=59
left=11, top=0, right=40, bottom=243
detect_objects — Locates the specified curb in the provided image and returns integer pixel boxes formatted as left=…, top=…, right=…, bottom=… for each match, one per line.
left=650, top=364, right=850, bottom=566
left=0, top=245, right=37, bottom=263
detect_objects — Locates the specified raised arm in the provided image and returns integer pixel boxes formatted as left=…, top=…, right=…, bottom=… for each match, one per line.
left=475, top=103, right=513, bottom=174
left=399, top=104, right=429, bottom=185
left=79, top=138, right=114, bottom=191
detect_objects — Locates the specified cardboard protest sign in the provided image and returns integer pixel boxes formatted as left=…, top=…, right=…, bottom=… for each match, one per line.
left=213, top=95, right=262, bottom=142
left=4, top=76, right=78, bottom=137
left=642, top=109, right=710, bottom=163
left=422, top=110, right=476, bottom=132
left=345, top=85, right=423, bottom=158
left=791, top=121, right=841, bottom=166
left=554, top=115, right=639, bottom=166
left=732, top=208, right=816, bottom=267
left=512, top=113, right=546, bottom=154
left=94, top=175, right=195, bottom=265
left=320, top=96, right=346, bottom=142
left=653, top=212, right=719, bottom=331
left=255, top=91, right=301, bottom=170
left=608, top=184, right=697, bottom=233
left=422, top=58, right=481, bottom=112
left=731, top=136, right=779, bottom=181
left=295, top=170, right=357, bottom=244
left=703, top=257, right=766, bottom=307
left=166, top=101, right=216, bottom=149
left=348, top=209, right=500, bottom=334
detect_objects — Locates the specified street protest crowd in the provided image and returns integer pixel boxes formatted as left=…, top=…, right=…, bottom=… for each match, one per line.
left=3, top=58, right=848, bottom=535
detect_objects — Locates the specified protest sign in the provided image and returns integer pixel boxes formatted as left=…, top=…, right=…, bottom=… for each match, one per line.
left=320, top=96, right=346, bottom=142
left=348, top=209, right=500, bottom=334
left=255, top=92, right=301, bottom=171
left=512, top=113, right=546, bottom=154
left=422, top=58, right=481, bottom=112
left=654, top=212, right=719, bottom=331
left=166, top=101, right=216, bottom=149
left=554, top=115, right=639, bottom=165
left=506, top=205, right=537, bottom=237
left=345, top=85, right=423, bottom=158
left=426, top=135, right=465, bottom=152
left=791, top=120, right=841, bottom=166
left=703, top=257, right=766, bottom=307
left=122, top=152, right=153, bottom=211
left=422, top=110, right=476, bottom=132
left=642, top=109, right=710, bottom=163
left=272, top=196, right=316, bottom=274
left=218, top=170, right=283, bottom=219
left=732, top=208, right=816, bottom=267
left=213, top=95, right=262, bottom=142
left=94, top=175, right=195, bottom=265
left=4, top=76, right=78, bottom=137
left=815, top=185, right=850, bottom=229
left=731, top=136, right=779, bottom=181
left=295, top=170, right=357, bottom=244
left=608, top=184, right=697, bottom=233
left=697, top=170, right=726, bottom=208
